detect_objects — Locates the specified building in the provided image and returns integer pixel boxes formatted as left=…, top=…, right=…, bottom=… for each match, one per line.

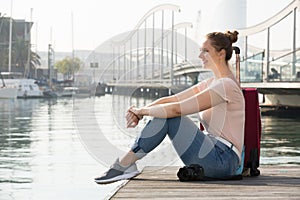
left=0, top=16, right=33, bottom=73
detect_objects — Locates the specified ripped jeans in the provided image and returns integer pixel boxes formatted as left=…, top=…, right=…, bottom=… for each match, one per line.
left=131, top=117, right=240, bottom=178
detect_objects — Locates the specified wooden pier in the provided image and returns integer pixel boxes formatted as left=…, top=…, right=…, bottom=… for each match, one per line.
left=109, top=166, right=300, bottom=199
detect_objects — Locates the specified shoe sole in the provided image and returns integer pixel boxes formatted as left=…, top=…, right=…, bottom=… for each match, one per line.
left=95, top=171, right=140, bottom=184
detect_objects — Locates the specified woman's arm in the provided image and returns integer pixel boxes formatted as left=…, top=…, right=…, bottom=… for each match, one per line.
left=130, top=88, right=225, bottom=119
left=126, top=78, right=213, bottom=127
left=126, top=85, right=202, bottom=127
left=145, top=79, right=212, bottom=107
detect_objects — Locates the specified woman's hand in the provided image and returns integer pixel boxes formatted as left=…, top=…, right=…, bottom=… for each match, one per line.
left=126, top=106, right=143, bottom=128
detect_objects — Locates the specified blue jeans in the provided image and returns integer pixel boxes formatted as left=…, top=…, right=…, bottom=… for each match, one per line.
left=131, top=117, right=240, bottom=178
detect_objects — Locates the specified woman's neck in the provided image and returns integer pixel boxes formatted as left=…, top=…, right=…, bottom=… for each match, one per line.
left=213, top=63, right=233, bottom=79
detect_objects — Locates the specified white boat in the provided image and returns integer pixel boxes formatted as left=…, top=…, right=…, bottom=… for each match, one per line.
left=59, top=87, right=79, bottom=97
left=241, top=82, right=300, bottom=108
left=0, top=86, right=18, bottom=99
left=0, top=71, right=18, bottom=99
left=0, top=72, right=43, bottom=98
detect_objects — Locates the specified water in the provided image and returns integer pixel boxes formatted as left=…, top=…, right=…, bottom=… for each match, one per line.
left=0, top=96, right=299, bottom=200
left=260, top=109, right=300, bottom=165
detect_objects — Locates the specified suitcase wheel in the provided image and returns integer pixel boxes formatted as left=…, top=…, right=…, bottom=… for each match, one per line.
left=250, top=168, right=260, bottom=176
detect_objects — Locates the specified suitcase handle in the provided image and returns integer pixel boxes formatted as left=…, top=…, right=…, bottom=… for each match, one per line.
left=233, top=46, right=241, bottom=84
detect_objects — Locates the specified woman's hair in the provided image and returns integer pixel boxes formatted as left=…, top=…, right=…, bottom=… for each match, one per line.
left=206, top=30, right=239, bottom=61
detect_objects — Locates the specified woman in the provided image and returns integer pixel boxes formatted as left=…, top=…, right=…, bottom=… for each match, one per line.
left=95, top=30, right=245, bottom=184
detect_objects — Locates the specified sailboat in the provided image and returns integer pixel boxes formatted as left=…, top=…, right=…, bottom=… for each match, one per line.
left=0, top=71, right=18, bottom=99
left=1, top=72, right=43, bottom=98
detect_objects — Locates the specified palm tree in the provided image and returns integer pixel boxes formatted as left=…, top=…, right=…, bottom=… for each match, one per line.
left=28, top=51, right=41, bottom=77
left=13, top=37, right=28, bottom=69
left=30, top=51, right=41, bottom=69
left=10, top=37, right=41, bottom=77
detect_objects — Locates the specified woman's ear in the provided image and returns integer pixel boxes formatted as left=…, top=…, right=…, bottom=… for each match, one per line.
left=218, top=49, right=226, bottom=59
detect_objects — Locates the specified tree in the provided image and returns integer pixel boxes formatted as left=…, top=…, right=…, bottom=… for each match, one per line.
left=13, top=37, right=28, bottom=68
left=30, top=51, right=41, bottom=69
left=11, top=38, right=41, bottom=77
left=55, top=57, right=82, bottom=79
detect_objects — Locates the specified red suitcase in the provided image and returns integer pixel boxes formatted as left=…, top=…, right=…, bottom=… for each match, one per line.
left=242, top=88, right=261, bottom=176
left=234, top=46, right=261, bottom=176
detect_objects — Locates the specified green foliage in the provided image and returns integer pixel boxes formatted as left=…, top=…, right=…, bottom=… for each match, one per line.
left=30, top=51, right=41, bottom=69
left=13, top=37, right=28, bottom=68
left=55, top=57, right=82, bottom=78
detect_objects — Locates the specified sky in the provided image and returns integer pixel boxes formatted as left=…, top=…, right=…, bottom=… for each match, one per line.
left=0, top=0, right=295, bottom=52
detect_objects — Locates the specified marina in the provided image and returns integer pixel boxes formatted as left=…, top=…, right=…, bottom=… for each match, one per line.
left=0, top=0, right=300, bottom=199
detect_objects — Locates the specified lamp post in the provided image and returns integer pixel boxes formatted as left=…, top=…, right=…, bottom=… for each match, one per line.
left=48, top=44, right=54, bottom=88
left=90, top=62, right=98, bottom=83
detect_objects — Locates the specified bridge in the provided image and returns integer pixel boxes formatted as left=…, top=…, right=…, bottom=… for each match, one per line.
left=236, top=0, right=300, bottom=107
left=237, top=0, right=300, bottom=83
left=86, top=1, right=300, bottom=107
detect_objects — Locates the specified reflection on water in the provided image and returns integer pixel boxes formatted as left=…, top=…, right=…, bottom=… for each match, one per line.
left=0, top=100, right=35, bottom=188
left=0, top=96, right=299, bottom=199
left=260, top=110, right=300, bottom=165
left=0, top=98, right=113, bottom=200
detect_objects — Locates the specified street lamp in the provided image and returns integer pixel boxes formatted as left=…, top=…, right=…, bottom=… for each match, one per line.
left=90, top=62, right=99, bottom=83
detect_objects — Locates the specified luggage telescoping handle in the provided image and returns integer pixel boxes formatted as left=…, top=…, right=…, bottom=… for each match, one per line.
left=233, top=46, right=240, bottom=84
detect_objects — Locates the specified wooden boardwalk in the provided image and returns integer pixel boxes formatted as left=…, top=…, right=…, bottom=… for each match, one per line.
left=110, top=166, right=300, bottom=199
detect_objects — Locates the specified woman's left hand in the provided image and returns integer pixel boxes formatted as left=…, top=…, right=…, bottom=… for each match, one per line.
left=126, top=106, right=143, bottom=128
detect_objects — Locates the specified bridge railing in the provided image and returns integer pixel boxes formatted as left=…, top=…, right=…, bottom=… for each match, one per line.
left=238, top=51, right=265, bottom=83
left=267, top=48, right=300, bottom=82
left=235, top=48, right=300, bottom=83
left=237, top=0, right=299, bottom=82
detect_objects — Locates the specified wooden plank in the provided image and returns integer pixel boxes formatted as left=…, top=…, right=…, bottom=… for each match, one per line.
left=110, top=166, right=300, bottom=199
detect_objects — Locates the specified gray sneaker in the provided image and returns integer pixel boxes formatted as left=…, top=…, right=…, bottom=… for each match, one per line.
left=95, top=159, right=140, bottom=184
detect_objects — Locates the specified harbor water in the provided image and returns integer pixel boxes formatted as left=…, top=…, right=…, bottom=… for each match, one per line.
left=0, top=95, right=300, bottom=200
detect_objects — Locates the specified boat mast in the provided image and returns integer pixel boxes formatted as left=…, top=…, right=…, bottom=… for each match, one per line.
left=24, top=8, right=33, bottom=78
left=8, top=0, right=13, bottom=72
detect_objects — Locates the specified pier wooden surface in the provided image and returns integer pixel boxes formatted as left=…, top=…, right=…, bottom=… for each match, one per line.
left=110, top=166, right=300, bottom=199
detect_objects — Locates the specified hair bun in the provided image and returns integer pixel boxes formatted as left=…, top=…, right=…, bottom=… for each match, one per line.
left=225, top=30, right=239, bottom=44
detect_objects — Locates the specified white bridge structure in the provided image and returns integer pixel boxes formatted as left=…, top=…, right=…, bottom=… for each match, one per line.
left=86, top=0, right=300, bottom=107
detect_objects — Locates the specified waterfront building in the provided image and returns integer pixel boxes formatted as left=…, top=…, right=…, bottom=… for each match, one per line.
left=0, top=16, right=33, bottom=74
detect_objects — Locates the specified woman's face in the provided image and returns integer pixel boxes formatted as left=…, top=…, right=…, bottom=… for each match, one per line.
left=199, top=39, right=220, bottom=69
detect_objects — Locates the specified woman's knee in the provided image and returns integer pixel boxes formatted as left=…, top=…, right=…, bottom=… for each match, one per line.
left=167, top=116, right=199, bottom=140
left=166, top=117, right=183, bottom=139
